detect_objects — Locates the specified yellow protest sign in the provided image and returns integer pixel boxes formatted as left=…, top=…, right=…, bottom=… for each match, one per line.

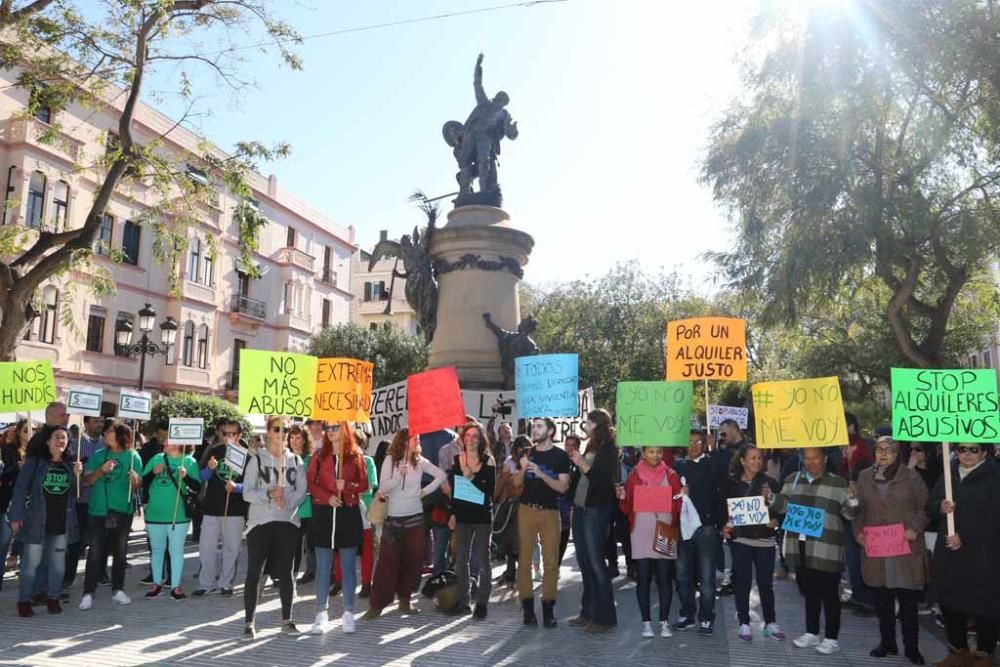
left=238, top=350, right=316, bottom=418
left=313, top=358, right=374, bottom=422
left=752, top=376, right=848, bottom=449
left=0, top=360, right=56, bottom=412
left=665, top=317, right=747, bottom=381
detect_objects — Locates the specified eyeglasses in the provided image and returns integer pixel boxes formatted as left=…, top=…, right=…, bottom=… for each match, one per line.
left=270, top=426, right=287, bottom=434
left=957, top=446, right=982, bottom=455
left=874, top=447, right=895, bottom=455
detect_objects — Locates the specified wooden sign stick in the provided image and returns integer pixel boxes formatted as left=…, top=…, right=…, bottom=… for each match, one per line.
left=941, top=442, right=956, bottom=537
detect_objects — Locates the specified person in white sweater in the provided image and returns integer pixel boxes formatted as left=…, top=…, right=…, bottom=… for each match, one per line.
left=363, top=428, right=445, bottom=619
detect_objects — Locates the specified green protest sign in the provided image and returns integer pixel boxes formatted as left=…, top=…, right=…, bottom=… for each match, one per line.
left=616, top=381, right=692, bottom=447
left=238, top=350, right=317, bottom=418
left=891, top=368, right=1000, bottom=443
left=0, top=361, right=56, bottom=412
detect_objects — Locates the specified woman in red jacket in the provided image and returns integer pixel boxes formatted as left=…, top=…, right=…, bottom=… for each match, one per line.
left=306, top=422, right=369, bottom=636
left=620, top=446, right=682, bottom=639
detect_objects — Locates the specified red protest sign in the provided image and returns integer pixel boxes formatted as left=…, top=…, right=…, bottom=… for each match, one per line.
left=406, top=367, right=465, bottom=436
left=863, top=523, right=912, bottom=559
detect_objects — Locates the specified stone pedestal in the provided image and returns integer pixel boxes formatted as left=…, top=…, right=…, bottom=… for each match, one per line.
left=428, top=205, right=533, bottom=389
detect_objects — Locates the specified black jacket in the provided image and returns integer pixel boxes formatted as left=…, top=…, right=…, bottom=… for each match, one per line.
left=581, top=442, right=618, bottom=508
left=675, top=454, right=724, bottom=528
left=724, top=473, right=779, bottom=541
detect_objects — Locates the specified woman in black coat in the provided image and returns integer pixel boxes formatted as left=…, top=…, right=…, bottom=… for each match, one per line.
left=928, top=444, right=1000, bottom=666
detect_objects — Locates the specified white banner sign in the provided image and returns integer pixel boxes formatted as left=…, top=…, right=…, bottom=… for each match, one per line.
left=708, top=404, right=749, bottom=429
left=168, top=417, right=205, bottom=447
left=118, top=388, right=152, bottom=421
left=67, top=386, right=103, bottom=417
left=727, top=496, right=770, bottom=526
left=225, top=442, right=249, bottom=476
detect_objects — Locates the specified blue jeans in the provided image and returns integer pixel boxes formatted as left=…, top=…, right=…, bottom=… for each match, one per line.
left=315, top=546, right=358, bottom=613
left=19, top=534, right=67, bottom=602
left=432, top=525, right=451, bottom=577
left=574, top=505, right=617, bottom=626
left=676, top=525, right=720, bottom=624
left=843, top=520, right=874, bottom=608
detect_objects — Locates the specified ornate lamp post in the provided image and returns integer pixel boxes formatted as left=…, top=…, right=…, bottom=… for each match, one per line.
left=115, top=303, right=178, bottom=391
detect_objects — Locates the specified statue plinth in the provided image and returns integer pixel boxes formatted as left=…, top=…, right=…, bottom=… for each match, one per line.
left=428, top=205, right=533, bottom=389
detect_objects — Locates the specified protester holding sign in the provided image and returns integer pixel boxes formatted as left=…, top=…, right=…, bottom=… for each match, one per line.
left=927, top=442, right=1000, bottom=666
left=769, top=448, right=857, bottom=655
left=305, top=422, right=366, bottom=635
left=365, top=428, right=446, bottom=620
left=619, top=446, right=682, bottom=638
left=8, top=426, right=80, bottom=617
left=852, top=436, right=928, bottom=665
left=80, top=420, right=142, bottom=611
left=724, top=447, right=783, bottom=642
left=0, top=419, right=30, bottom=587
left=195, top=420, right=247, bottom=597
left=142, top=442, right=200, bottom=600
left=241, top=416, right=308, bottom=640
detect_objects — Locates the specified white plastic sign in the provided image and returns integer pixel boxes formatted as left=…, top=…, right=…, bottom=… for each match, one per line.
left=67, top=386, right=103, bottom=417
left=708, top=404, right=749, bottom=429
left=168, top=417, right=204, bottom=447
left=118, top=388, right=152, bottom=420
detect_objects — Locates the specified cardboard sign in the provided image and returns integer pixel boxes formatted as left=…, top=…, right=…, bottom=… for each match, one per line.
left=753, top=376, right=847, bottom=449
left=407, top=367, right=465, bottom=436
left=167, top=417, right=204, bottom=447
left=225, top=442, right=249, bottom=476
left=515, top=354, right=579, bottom=418
left=781, top=502, right=825, bottom=538
left=891, top=368, right=1000, bottom=443
left=727, top=496, right=770, bottom=526
left=238, top=350, right=316, bottom=418
left=118, top=388, right=152, bottom=420
left=67, top=386, right=103, bottom=417
left=863, top=523, right=912, bottom=559
left=453, top=476, right=485, bottom=505
left=708, top=404, right=749, bottom=429
left=616, top=381, right=692, bottom=447
left=634, top=485, right=673, bottom=513
left=0, top=361, right=56, bottom=412
left=666, top=317, right=747, bottom=381
left=314, top=357, right=374, bottom=422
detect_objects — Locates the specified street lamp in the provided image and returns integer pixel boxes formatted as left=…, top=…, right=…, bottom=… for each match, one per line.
left=116, top=303, right=177, bottom=391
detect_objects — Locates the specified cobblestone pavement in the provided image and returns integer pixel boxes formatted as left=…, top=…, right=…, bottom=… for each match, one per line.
left=0, top=527, right=952, bottom=667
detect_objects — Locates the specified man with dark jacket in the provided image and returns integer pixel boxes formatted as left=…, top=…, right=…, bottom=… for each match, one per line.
left=673, top=429, right=725, bottom=635
left=711, top=419, right=749, bottom=594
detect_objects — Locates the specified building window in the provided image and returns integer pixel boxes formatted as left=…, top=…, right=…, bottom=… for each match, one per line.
left=237, top=270, right=250, bottom=296
left=383, top=322, right=391, bottom=331
left=197, top=324, right=209, bottom=369
left=31, top=85, right=52, bottom=124
left=39, top=286, right=58, bottom=344
left=85, top=308, right=106, bottom=353
left=363, top=281, right=372, bottom=301
left=181, top=320, right=194, bottom=367
left=286, top=226, right=296, bottom=248
left=53, top=181, right=69, bottom=231
left=970, top=354, right=979, bottom=369
left=321, top=299, right=331, bottom=328
left=187, top=237, right=201, bottom=283
left=369, top=322, right=378, bottom=331
left=186, top=165, right=208, bottom=186
left=26, top=171, right=45, bottom=229
left=3, top=165, right=15, bottom=225
left=202, top=246, right=214, bottom=286
left=230, top=338, right=245, bottom=390
left=121, top=220, right=140, bottom=265
left=95, top=214, right=113, bottom=255
left=323, top=246, right=333, bottom=283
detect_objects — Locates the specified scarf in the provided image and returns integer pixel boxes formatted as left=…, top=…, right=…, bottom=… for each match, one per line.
left=635, top=460, right=667, bottom=486
left=873, top=458, right=902, bottom=482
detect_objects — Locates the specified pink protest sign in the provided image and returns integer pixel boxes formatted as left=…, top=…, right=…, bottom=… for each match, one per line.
left=863, top=523, right=912, bottom=558
left=634, top=485, right=672, bottom=513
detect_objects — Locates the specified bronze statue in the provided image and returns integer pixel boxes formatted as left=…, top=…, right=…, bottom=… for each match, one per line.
left=483, top=312, right=540, bottom=389
left=442, top=53, right=519, bottom=208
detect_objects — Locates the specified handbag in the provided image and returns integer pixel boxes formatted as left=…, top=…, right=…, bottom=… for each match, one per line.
left=366, top=494, right=388, bottom=526
left=165, top=457, right=202, bottom=519
left=653, top=519, right=678, bottom=558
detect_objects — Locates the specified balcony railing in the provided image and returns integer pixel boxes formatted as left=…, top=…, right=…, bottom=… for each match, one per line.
left=230, top=294, right=266, bottom=320
left=272, top=246, right=315, bottom=272
left=227, top=370, right=240, bottom=391
left=321, top=267, right=337, bottom=285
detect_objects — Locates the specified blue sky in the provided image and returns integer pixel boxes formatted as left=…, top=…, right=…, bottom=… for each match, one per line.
left=144, top=0, right=756, bottom=288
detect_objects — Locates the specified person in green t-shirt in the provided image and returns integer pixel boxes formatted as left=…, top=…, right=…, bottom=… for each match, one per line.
left=141, top=442, right=200, bottom=601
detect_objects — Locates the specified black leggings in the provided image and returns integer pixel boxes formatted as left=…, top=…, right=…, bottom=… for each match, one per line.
left=244, top=521, right=298, bottom=624
left=635, top=558, right=674, bottom=622
left=797, top=564, right=841, bottom=639
left=874, top=587, right=920, bottom=651
left=942, top=606, right=1000, bottom=655
left=293, top=517, right=313, bottom=576
left=83, top=518, right=130, bottom=594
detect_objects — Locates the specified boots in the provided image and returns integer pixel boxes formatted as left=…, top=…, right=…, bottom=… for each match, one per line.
left=522, top=598, right=538, bottom=626
left=542, top=600, right=557, bottom=628
left=871, top=642, right=899, bottom=657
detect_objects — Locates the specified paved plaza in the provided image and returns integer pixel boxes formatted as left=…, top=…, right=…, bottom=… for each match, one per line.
left=0, top=526, right=952, bottom=667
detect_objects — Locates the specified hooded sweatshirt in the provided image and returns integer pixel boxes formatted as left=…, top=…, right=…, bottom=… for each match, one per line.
left=241, top=447, right=307, bottom=534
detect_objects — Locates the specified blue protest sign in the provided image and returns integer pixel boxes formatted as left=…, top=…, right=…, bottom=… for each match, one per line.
left=453, top=476, right=485, bottom=505
left=515, top=354, right=580, bottom=418
left=781, top=502, right=826, bottom=538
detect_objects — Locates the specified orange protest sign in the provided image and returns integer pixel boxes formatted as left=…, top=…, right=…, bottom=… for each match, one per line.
left=407, top=366, right=465, bottom=436
left=313, top=358, right=374, bottom=422
left=665, top=317, right=747, bottom=381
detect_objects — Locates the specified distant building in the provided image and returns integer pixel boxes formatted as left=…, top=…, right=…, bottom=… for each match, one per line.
left=350, top=248, right=419, bottom=336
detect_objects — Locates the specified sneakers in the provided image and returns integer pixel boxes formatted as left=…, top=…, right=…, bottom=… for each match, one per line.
left=660, top=622, right=673, bottom=638
left=111, top=590, right=131, bottom=605
left=145, top=585, right=164, bottom=600
left=242, top=624, right=256, bottom=642
left=139, top=574, right=154, bottom=585
left=794, top=633, right=822, bottom=648
left=220, top=588, right=234, bottom=597
left=816, top=639, right=840, bottom=655
left=342, top=611, right=356, bottom=634
left=192, top=588, right=214, bottom=597
left=642, top=621, right=655, bottom=638
left=697, top=621, right=713, bottom=635
left=281, top=622, right=300, bottom=636
left=764, top=623, right=786, bottom=641
left=738, top=624, right=752, bottom=641
left=309, top=611, right=329, bottom=635
left=170, top=588, right=186, bottom=601
left=673, top=617, right=696, bottom=631
left=79, top=594, right=93, bottom=610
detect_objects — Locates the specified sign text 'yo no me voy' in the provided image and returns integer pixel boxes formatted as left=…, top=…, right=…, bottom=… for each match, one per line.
left=239, top=350, right=316, bottom=418
left=891, top=368, right=1000, bottom=442
left=615, top=381, right=692, bottom=447
left=666, top=317, right=747, bottom=381
left=753, top=376, right=847, bottom=449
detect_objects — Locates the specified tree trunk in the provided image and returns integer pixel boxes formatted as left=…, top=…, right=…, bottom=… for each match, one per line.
left=0, top=292, right=28, bottom=361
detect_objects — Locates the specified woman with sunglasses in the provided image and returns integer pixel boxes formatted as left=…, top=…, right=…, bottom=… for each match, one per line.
left=0, top=419, right=31, bottom=584
left=195, top=420, right=247, bottom=597
left=929, top=442, right=1000, bottom=667
left=241, top=416, right=307, bottom=641
left=853, top=437, right=929, bottom=665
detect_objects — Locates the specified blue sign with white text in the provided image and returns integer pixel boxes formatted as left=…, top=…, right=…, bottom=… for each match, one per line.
left=515, top=354, right=580, bottom=418
left=781, top=502, right=826, bottom=538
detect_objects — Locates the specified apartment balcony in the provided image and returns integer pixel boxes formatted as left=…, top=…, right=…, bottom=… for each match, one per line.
left=272, top=246, right=315, bottom=273
left=3, top=117, right=83, bottom=163
left=319, top=267, right=337, bottom=287
left=275, top=309, right=313, bottom=333
left=229, top=293, right=266, bottom=320
left=357, top=296, right=403, bottom=314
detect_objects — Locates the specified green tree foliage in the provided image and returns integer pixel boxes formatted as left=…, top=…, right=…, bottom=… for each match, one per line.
left=308, top=323, right=429, bottom=387
left=702, top=0, right=1000, bottom=370
left=148, top=391, right=250, bottom=436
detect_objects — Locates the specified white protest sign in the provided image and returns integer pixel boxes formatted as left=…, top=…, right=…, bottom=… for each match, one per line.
left=726, top=496, right=770, bottom=526
left=167, top=417, right=204, bottom=447
left=708, top=404, right=749, bottom=429
left=67, top=386, right=103, bottom=417
left=225, top=442, right=249, bottom=476
left=118, top=388, right=152, bottom=420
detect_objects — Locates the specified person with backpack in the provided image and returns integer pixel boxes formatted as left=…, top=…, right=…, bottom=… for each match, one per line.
left=194, top=420, right=246, bottom=597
